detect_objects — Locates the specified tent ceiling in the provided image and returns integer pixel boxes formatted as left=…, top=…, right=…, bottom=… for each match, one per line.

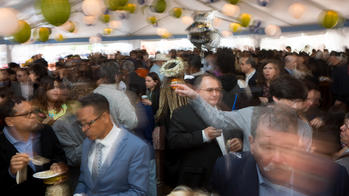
left=0, top=0, right=348, bottom=39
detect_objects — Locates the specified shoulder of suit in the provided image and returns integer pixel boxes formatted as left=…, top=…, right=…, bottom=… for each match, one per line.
left=122, top=128, right=148, bottom=147
left=172, top=104, right=192, bottom=115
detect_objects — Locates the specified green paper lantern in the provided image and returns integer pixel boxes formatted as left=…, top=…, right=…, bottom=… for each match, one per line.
left=172, top=7, right=182, bottom=18
left=13, top=20, right=31, bottom=43
left=153, top=0, right=166, bottom=13
left=38, top=27, right=51, bottom=42
left=107, top=0, right=128, bottom=11
left=240, top=13, right=251, bottom=27
left=41, top=0, right=71, bottom=26
left=101, top=14, right=111, bottom=23
left=321, top=10, right=339, bottom=29
left=226, top=0, right=240, bottom=5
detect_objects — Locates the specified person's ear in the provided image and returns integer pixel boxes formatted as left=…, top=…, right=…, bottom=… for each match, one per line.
left=249, top=135, right=255, bottom=154
left=4, top=117, right=14, bottom=127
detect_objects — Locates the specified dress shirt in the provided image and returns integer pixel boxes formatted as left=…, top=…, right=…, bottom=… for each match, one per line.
left=3, top=127, right=40, bottom=173
left=256, top=164, right=306, bottom=196
left=245, top=69, right=256, bottom=85
left=20, top=82, right=33, bottom=100
left=88, top=124, right=120, bottom=173
left=150, top=64, right=164, bottom=81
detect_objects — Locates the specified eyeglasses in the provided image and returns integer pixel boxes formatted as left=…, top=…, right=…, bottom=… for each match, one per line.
left=200, top=88, right=222, bottom=93
left=11, top=109, right=41, bottom=119
left=78, top=113, right=103, bottom=130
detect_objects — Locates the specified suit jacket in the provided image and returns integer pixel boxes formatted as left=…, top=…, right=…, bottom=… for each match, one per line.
left=167, top=103, right=242, bottom=189
left=75, top=127, right=150, bottom=196
left=211, top=152, right=349, bottom=196
left=0, top=125, right=67, bottom=196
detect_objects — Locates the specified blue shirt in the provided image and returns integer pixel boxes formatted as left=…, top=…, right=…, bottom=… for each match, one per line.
left=256, top=164, right=306, bottom=196
left=3, top=127, right=41, bottom=173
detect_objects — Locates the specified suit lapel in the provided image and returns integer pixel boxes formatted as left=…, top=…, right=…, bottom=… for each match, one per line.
left=83, top=139, right=94, bottom=188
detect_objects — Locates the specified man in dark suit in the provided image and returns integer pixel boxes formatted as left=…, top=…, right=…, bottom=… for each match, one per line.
left=0, top=96, right=67, bottom=195
left=239, top=56, right=257, bottom=87
left=11, top=68, right=34, bottom=100
left=167, top=74, right=243, bottom=189
left=74, top=93, right=150, bottom=196
left=211, top=105, right=349, bottom=196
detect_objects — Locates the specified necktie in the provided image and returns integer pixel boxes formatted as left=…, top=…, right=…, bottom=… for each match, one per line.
left=92, top=142, right=104, bottom=181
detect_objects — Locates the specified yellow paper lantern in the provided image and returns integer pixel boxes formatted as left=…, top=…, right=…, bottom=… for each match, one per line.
left=38, top=27, right=51, bottom=42
left=13, top=20, right=31, bottom=43
left=147, top=16, right=157, bottom=25
left=172, top=7, right=182, bottom=18
left=125, top=3, right=136, bottom=13
left=321, top=10, right=340, bottom=29
left=55, top=34, right=65, bottom=41
left=104, top=28, right=112, bottom=35
left=239, top=13, right=251, bottom=27
left=229, top=22, right=241, bottom=32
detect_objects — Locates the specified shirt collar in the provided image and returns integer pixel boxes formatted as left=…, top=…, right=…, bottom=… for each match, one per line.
left=95, top=124, right=120, bottom=147
left=3, top=126, right=37, bottom=145
left=246, top=69, right=256, bottom=80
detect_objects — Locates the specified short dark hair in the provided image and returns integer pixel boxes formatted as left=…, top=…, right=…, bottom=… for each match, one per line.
left=28, top=63, right=48, bottom=82
left=97, top=61, right=121, bottom=83
left=193, top=73, right=221, bottom=90
left=216, top=48, right=236, bottom=74
left=79, top=93, right=110, bottom=115
left=270, top=76, right=308, bottom=101
left=188, top=55, right=203, bottom=70
left=251, top=105, right=298, bottom=138
left=0, top=96, right=25, bottom=125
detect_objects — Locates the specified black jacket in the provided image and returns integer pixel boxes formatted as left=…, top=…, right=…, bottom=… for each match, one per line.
left=0, top=125, right=66, bottom=196
left=167, top=103, right=242, bottom=189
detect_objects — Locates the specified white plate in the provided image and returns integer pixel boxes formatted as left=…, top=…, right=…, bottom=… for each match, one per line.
left=33, top=170, right=60, bottom=179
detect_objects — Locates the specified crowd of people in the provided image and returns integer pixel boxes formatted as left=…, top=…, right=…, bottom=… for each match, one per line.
left=0, top=46, right=348, bottom=196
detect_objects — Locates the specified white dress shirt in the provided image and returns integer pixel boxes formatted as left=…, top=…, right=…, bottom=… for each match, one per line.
left=88, top=124, right=120, bottom=173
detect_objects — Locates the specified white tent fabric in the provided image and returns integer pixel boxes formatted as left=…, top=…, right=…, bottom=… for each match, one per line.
left=0, top=0, right=348, bottom=38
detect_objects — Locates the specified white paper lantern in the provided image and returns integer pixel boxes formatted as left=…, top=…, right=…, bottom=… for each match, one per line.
left=89, top=35, right=102, bottom=44
left=222, top=30, right=232, bottom=37
left=0, top=8, right=19, bottom=36
left=288, top=2, right=306, bottom=19
left=82, top=0, right=106, bottom=17
left=84, top=15, right=97, bottom=25
left=60, top=20, right=75, bottom=32
left=156, top=28, right=168, bottom=36
left=222, top=4, right=240, bottom=17
left=181, top=16, right=193, bottom=25
left=109, top=20, right=122, bottom=29
left=265, top=24, right=281, bottom=37
left=213, top=17, right=222, bottom=27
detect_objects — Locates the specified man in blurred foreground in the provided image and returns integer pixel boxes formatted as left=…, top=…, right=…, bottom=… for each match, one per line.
left=0, top=96, right=67, bottom=195
left=211, top=106, right=349, bottom=196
